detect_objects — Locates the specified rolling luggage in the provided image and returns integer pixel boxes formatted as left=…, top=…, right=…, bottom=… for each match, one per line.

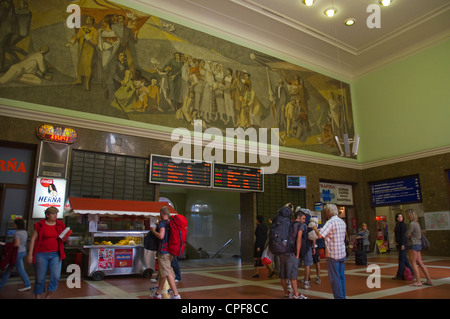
left=355, top=238, right=367, bottom=265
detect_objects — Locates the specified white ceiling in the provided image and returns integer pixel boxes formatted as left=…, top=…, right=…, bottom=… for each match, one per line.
left=129, top=0, right=450, bottom=80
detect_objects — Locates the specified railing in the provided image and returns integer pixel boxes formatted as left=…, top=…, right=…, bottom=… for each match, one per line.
left=211, top=238, right=233, bottom=258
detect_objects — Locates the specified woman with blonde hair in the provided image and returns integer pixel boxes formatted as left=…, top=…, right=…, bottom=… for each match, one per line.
left=405, top=209, right=432, bottom=286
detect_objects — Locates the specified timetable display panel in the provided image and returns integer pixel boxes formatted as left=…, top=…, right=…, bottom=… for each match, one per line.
left=370, top=175, right=422, bottom=206
left=150, top=155, right=211, bottom=188
left=213, top=163, right=263, bottom=192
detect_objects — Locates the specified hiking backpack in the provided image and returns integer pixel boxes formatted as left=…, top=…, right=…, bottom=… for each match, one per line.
left=268, top=206, right=294, bottom=254
left=168, top=214, right=188, bottom=257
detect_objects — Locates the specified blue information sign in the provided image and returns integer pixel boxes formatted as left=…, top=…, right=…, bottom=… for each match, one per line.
left=370, top=176, right=422, bottom=206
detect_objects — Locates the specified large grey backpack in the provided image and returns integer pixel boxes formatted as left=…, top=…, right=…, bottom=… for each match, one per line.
left=268, top=206, right=293, bottom=254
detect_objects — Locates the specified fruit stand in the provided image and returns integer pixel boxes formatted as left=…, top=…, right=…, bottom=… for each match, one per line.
left=64, top=197, right=177, bottom=281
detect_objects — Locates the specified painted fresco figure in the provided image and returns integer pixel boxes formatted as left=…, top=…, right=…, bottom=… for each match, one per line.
left=111, top=69, right=136, bottom=112
left=180, top=54, right=191, bottom=108
left=162, top=52, right=183, bottom=110
left=200, top=60, right=215, bottom=122
left=239, top=82, right=262, bottom=129
left=284, top=97, right=298, bottom=138
left=328, top=91, right=344, bottom=139
left=274, top=78, right=288, bottom=131
left=223, top=67, right=236, bottom=127
left=147, top=77, right=162, bottom=113
left=0, top=0, right=32, bottom=71
left=188, top=58, right=200, bottom=114
left=66, top=15, right=98, bottom=91
left=97, top=17, right=120, bottom=99
left=131, top=77, right=148, bottom=112
left=243, top=82, right=262, bottom=129
left=285, top=74, right=310, bottom=141
left=105, top=51, right=128, bottom=102
left=176, top=90, right=197, bottom=123
left=231, top=70, right=243, bottom=128
left=0, top=0, right=17, bottom=72
left=297, top=77, right=310, bottom=134
left=0, top=45, right=51, bottom=85
left=111, top=14, right=137, bottom=71
left=157, top=64, right=175, bottom=111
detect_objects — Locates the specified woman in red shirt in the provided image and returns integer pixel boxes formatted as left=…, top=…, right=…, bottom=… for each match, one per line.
left=27, top=207, right=66, bottom=299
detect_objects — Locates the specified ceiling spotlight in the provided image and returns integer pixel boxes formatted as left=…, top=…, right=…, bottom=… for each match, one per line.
left=303, top=0, right=315, bottom=6
left=379, top=0, right=393, bottom=6
left=344, top=18, right=356, bottom=26
left=324, top=8, right=337, bottom=17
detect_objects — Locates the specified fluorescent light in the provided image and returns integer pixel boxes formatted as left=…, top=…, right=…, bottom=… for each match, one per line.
left=303, top=0, right=315, bottom=6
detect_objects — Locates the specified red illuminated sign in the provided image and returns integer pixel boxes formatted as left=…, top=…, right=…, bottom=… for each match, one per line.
left=36, top=124, right=78, bottom=144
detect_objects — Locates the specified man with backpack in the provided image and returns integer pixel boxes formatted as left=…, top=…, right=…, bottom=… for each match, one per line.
left=149, top=206, right=181, bottom=299
left=270, top=204, right=308, bottom=299
left=296, top=207, right=314, bottom=289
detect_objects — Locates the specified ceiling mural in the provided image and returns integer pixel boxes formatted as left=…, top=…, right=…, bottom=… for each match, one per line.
left=0, top=0, right=354, bottom=157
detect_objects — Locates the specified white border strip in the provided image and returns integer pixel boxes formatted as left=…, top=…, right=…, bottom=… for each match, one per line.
left=1, top=104, right=449, bottom=170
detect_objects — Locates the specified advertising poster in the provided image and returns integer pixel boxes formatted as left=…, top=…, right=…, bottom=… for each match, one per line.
left=98, top=248, right=114, bottom=271
left=114, top=249, right=133, bottom=268
left=319, top=182, right=353, bottom=205
left=376, top=240, right=388, bottom=253
left=32, top=177, right=66, bottom=218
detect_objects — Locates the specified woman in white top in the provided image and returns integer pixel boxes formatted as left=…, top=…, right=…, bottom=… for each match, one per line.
left=405, top=209, right=432, bottom=287
left=0, top=219, right=31, bottom=291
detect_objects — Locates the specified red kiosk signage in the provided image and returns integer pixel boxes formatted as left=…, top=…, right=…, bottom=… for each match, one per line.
left=36, top=124, right=78, bottom=144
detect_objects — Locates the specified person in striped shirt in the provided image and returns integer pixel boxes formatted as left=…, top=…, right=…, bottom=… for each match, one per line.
left=311, top=204, right=347, bottom=299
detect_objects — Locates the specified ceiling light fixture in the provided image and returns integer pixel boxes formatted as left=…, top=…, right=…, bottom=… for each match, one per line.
left=379, top=0, right=393, bottom=6
left=324, top=8, right=337, bottom=17
left=302, top=0, right=315, bottom=6
left=344, top=18, right=356, bottom=26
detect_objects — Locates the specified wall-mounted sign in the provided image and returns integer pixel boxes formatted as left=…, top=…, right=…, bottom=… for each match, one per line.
left=286, top=175, right=307, bottom=189
left=36, top=124, right=78, bottom=144
left=424, top=211, right=450, bottom=231
left=150, top=154, right=212, bottom=188
left=213, top=163, right=263, bottom=192
left=370, top=175, right=422, bottom=206
left=32, top=177, right=66, bottom=219
left=319, top=182, right=353, bottom=205
left=0, top=147, right=32, bottom=185
left=37, top=141, right=69, bottom=178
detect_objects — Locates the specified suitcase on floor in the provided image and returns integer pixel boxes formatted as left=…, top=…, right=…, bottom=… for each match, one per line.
left=355, top=239, right=367, bottom=265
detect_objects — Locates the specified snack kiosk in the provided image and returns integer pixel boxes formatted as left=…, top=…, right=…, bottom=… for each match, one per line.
left=64, top=197, right=177, bottom=281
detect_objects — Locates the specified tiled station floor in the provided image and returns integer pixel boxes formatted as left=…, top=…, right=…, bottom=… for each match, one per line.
left=0, top=252, right=449, bottom=300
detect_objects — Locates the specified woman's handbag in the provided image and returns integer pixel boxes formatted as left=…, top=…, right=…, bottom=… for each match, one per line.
left=261, top=245, right=274, bottom=265
left=421, top=233, right=430, bottom=250
left=403, top=267, right=413, bottom=281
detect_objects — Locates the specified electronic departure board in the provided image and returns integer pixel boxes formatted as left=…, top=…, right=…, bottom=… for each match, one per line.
left=370, top=175, right=422, bottom=206
left=150, top=155, right=211, bottom=188
left=213, top=163, right=263, bottom=192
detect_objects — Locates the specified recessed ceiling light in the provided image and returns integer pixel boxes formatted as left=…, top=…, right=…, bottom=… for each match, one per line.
left=379, top=0, right=393, bottom=6
left=303, top=0, right=315, bottom=6
left=324, top=8, right=337, bottom=17
left=345, top=18, right=356, bottom=26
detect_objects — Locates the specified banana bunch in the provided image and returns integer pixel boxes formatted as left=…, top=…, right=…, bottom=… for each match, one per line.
left=94, top=241, right=113, bottom=245
left=116, top=237, right=140, bottom=245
